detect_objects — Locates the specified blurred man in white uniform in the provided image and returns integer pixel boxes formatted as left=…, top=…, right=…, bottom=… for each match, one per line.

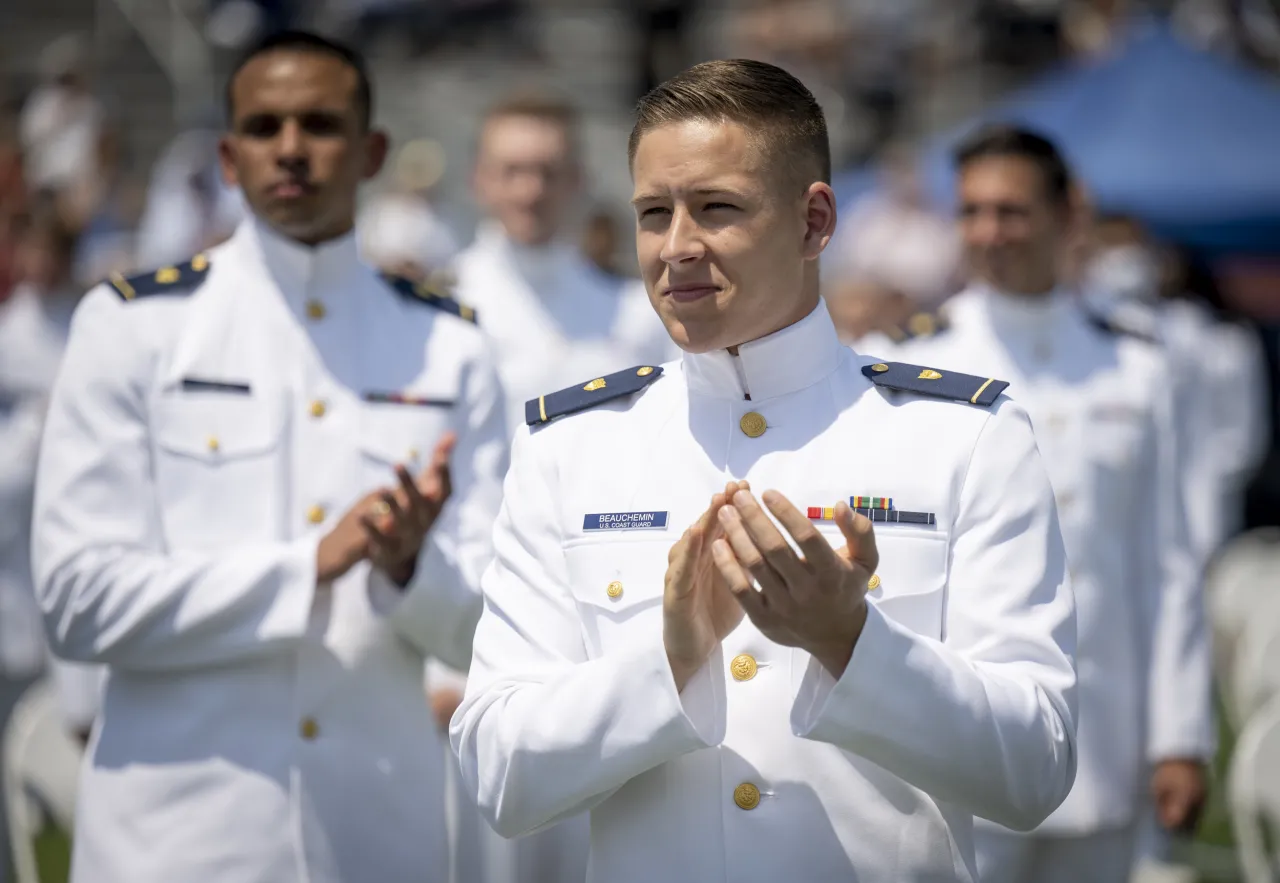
left=898, top=126, right=1213, bottom=883
left=0, top=210, right=102, bottom=880
left=30, top=31, right=507, bottom=882
left=447, top=92, right=675, bottom=883
left=1083, top=220, right=1271, bottom=567
left=453, top=93, right=676, bottom=434
left=453, top=59, right=1079, bottom=883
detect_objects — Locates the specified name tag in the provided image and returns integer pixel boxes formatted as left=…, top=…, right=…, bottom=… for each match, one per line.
left=583, top=512, right=669, bottom=532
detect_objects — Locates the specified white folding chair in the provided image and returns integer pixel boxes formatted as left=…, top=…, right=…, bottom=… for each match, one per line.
left=2, top=679, right=85, bottom=883
left=1235, top=620, right=1280, bottom=727
left=1229, top=697, right=1280, bottom=883
left=1206, top=529, right=1280, bottom=726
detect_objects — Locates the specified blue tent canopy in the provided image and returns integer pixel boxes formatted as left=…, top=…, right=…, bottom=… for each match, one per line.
left=845, top=21, right=1280, bottom=255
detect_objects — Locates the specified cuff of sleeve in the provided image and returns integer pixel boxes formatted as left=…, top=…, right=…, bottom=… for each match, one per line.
left=653, top=641, right=726, bottom=749
left=1148, top=735, right=1218, bottom=764
left=791, top=601, right=896, bottom=742
left=367, top=564, right=407, bottom=618
left=259, top=535, right=322, bottom=642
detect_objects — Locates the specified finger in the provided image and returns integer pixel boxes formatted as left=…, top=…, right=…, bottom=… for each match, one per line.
left=396, top=464, right=431, bottom=522
left=418, top=432, right=457, bottom=500
left=666, top=526, right=703, bottom=599
left=761, top=490, right=842, bottom=571
left=359, top=513, right=400, bottom=562
left=729, top=490, right=808, bottom=586
left=718, top=504, right=792, bottom=612
left=835, top=502, right=879, bottom=573
left=712, top=537, right=769, bottom=623
left=376, top=489, right=414, bottom=539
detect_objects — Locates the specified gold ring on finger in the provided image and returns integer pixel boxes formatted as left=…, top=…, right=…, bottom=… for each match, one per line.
left=371, top=500, right=392, bottom=517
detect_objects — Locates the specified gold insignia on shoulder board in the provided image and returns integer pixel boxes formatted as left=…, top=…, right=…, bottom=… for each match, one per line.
left=190, top=253, right=209, bottom=272
left=918, top=369, right=943, bottom=380
left=155, top=267, right=180, bottom=284
left=637, top=366, right=654, bottom=377
left=583, top=378, right=607, bottom=392
left=871, top=363, right=889, bottom=373
left=460, top=305, right=476, bottom=322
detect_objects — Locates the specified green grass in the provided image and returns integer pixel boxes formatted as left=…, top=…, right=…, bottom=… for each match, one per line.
left=5, top=823, right=71, bottom=883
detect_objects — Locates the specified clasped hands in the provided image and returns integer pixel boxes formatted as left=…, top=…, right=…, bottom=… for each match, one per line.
left=316, top=432, right=456, bottom=587
left=664, top=481, right=878, bottom=691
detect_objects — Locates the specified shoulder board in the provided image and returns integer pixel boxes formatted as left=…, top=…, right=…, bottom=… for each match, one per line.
left=108, top=253, right=211, bottom=301
left=1084, top=310, right=1161, bottom=344
left=526, top=365, right=663, bottom=427
left=862, top=360, right=1008, bottom=407
left=897, top=310, right=949, bottom=341
left=381, top=273, right=477, bottom=324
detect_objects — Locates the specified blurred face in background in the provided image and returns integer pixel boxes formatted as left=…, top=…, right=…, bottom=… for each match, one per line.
left=957, top=155, right=1069, bottom=296
left=220, top=49, right=386, bottom=245
left=473, top=113, right=579, bottom=247
left=631, top=118, right=835, bottom=353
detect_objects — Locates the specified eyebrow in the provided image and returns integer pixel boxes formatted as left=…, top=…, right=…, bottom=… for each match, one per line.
left=630, top=187, right=748, bottom=206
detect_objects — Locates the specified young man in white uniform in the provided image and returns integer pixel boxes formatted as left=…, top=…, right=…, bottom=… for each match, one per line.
left=898, top=126, right=1213, bottom=883
left=452, top=60, right=1080, bottom=883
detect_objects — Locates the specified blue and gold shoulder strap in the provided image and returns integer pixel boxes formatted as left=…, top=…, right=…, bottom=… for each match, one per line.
left=862, top=360, right=1008, bottom=407
left=526, top=365, right=664, bottom=426
left=381, top=273, right=477, bottom=324
left=107, top=253, right=211, bottom=300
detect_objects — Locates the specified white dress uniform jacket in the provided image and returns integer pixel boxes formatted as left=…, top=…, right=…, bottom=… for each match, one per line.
left=452, top=222, right=677, bottom=435
left=30, top=217, right=508, bottom=883
left=896, top=284, right=1215, bottom=835
left=452, top=304, right=1079, bottom=883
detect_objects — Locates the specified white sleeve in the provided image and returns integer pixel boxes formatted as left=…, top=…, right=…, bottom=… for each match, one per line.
left=1145, top=368, right=1215, bottom=762
left=367, top=341, right=510, bottom=670
left=32, top=289, right=319, bottom=673
left=450, top=426, right=723, bottom=839
left=790, top=398, right=1079, bottom=832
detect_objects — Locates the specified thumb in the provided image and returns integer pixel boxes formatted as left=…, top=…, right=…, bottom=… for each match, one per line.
left=431, top=431, right=458, bottom=469
left=835, top=502, right=878, bottom=572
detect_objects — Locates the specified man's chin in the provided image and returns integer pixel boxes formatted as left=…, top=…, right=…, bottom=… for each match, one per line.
left=661, top=318, right=733, bottom=355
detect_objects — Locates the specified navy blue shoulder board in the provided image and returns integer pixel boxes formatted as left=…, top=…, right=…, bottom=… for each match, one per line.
left=381, top=274, right=477, bottom=324
left=526, top=365, right=664, bottom=426
left=862, top=360, right=1008, bottom=407
left=1084, top=310, right=1161, bottom=345
left=108, top=253, right=211, bottom=301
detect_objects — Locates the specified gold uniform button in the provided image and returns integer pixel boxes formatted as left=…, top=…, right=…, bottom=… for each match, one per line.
left=305, top=299, right=327, bottom=320
left=299, top=717, right=320, bottom=740
left=867, top=574, right=881, bottom=591
left=733, top=783, right=761, bottom=810
left=739, top=412, right=767, bottom=438
left=730, top=654, right=757, bottom=681
left=206, top=436, right=220, bottom=453
left=309, top=399, right=327, bottom=418
left=306, top=505, right=326, bottom=524
left=606, top=580, right=623, bottom=600
left=871, top=363, right=890, bottom=373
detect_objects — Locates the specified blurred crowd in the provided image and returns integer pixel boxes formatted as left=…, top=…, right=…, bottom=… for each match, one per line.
left=1, top=1, right=1280, bottom=882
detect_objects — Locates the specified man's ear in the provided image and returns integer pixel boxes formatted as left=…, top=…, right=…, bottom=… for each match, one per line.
left=802, top=182, right=838, bottom=261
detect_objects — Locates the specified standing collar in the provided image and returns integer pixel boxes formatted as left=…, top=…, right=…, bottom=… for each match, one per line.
left=473, top=220, right=578, bottom=290
left=970, top=281, right=1073, bottom=330
left=231, top=215, right=362, bottom=294
left=682, top=303, right=845, bottom=401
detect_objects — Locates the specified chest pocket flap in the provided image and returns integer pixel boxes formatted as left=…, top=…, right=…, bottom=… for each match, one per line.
left=152, top=389, right=284, bottom=461
left=563, top=537, right=669, bottom=658
left=817, top=526, right=948, bottom=639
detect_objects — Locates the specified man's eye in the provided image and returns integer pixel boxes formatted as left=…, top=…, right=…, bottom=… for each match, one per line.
left=639, top=207, right=670, bottom=219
